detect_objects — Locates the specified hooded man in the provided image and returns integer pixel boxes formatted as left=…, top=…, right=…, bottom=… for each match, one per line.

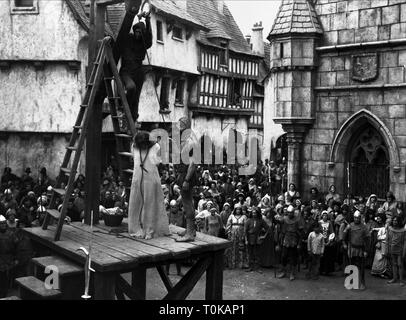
left=120, top=11, right=153, bottom=121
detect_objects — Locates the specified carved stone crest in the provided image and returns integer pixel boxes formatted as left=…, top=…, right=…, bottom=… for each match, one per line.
left=352, top=53, right=379, bottom=82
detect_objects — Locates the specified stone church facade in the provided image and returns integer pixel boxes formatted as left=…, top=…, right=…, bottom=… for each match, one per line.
left=267, top=0, right=406, bottom=201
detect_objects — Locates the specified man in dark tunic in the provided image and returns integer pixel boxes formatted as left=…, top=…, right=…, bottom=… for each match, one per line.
left=174, top=118, right=198, bottom=242
left=343, top=210, right=370, bottom=290
left=120, top=11, right=152, bottom=121
left=277, top=205, right=304, bottom=281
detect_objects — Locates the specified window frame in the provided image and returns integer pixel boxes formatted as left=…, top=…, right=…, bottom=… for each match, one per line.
left=156, top=20, right=164, bottom=44
left=219, top=42, right=229, bottom=68
left=175, top=79, right=186, bottom=106
left=11, top=0, right=39, bottom=15
left=172, top=25, right=183, bottom=42
left=159, top=77, right=171, bottom=109
left=228, top=78, right=243, bottom=107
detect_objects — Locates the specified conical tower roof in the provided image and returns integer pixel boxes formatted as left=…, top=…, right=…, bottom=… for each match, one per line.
left=268, top=0, right=323, bottom=40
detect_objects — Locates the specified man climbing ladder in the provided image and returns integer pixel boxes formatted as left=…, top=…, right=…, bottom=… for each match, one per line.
left=119, top=10, right=152, bottom=121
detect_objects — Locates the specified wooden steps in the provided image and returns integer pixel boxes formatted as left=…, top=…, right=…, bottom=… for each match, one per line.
left=32, top=256, right=83, bottom=277
left=15, top=276, right=62, bottom=300
left=31, top=256, right=84, bottom=300
left=0, top=296, right=21, bottom=300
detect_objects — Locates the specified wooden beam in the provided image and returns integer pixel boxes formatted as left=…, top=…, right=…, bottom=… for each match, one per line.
left=94, top=272, right=116, bottom=300
left=163, top=256, right=212, bottom=300
left=96, top=0, right=125, bottom=6
left=156, top=265, right=173, bottom=292
left=131, top=267, right=146, bottom=300
left=115, top=285, right=126, bottom=300
left=116, top=275, right=143, bottom=300
left=84, top=3, right=106, bottom=225
left=205, top=250, right=224, bottom=300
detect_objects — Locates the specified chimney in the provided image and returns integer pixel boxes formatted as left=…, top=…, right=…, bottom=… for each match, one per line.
left=217, top=0, right=224, bottom=15
left=251, top=21, right=264, bottom=55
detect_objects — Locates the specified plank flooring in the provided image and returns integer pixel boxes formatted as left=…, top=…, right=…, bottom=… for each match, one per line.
left=23, top=221, right=231, bottom=273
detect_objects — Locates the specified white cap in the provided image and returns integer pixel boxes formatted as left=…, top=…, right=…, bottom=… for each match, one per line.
left=170, top=200, right=177, bottom=207
left=287, top=205, right=295, bottom=213
left=47, top=186, right=53, bottom=191
left=354, top=210, right=361, bottom=218
left=0, top=215, right=6, bottom=222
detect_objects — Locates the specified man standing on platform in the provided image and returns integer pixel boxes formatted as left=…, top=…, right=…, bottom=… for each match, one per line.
left=175, top=118, right=198, bottom=242
left=120, top=9, right=152, bottom=121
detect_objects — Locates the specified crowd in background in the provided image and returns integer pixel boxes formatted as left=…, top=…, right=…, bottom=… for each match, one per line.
left=161, top=161, right=406, bottom=288
left=1, top=158, right=405, bottom=297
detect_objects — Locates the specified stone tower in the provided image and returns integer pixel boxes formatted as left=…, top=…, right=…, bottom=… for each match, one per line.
left=267, top=0, right=323, bottom=190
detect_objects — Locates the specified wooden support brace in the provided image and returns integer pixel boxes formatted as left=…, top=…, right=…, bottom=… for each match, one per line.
left=156, top=265, right=173, bottom=292
left=115, top=285, right=126, bottom=300
left=163, top=256, right=212, bottom=300
left=116, top=274, right=143, bottom=300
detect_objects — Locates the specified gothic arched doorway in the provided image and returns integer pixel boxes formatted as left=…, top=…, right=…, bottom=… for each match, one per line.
left=347, top=125, right=390, bottom=199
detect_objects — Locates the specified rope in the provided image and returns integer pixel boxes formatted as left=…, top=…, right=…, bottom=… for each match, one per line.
left=138, top=146, right=150, bottom=227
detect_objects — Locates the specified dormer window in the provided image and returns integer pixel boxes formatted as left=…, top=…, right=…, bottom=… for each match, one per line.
left=11, top=0, right=39, bottom=14
left=172, top=26, right=183, bottom=41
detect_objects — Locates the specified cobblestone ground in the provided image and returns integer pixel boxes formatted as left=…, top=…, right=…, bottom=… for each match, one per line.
left=133, top=267, right=406, bottom=300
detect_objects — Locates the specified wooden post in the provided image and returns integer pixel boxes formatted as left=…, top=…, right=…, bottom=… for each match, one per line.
left=84, top=3, right=106, bottom=225
left=205, top=250, right=224, bottom=300
left=131, top=266, right=147, bottom=300
left=94, top=272, right=116, bottom=300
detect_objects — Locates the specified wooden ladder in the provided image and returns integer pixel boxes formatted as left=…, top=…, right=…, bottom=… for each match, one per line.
left=42, top=37, right=137, bottom=241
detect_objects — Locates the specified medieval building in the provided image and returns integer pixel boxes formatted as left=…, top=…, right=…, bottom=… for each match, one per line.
left=0, top=0, right=266, bottom=178
left=267, top=0, right=406, bottom=201
left=0, top=0, right=93, bottom=177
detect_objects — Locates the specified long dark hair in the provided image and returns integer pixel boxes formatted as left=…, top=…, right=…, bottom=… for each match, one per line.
left=133, top=131, right=155, bottom=150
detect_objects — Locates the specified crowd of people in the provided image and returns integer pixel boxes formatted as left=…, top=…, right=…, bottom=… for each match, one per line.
left=162, top=162, right=406, bottom=290
left=0, top=159, right=405, bottom=297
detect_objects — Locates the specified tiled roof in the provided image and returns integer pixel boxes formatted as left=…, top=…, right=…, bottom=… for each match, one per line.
left=268, top=0, right=323, bottom=39
left=150, top=0, right=206, bottom=30
left=103, top=0, right=207, bottom=36
left=67, top=0, right=113, bottom=36
left=187, top=0, right=256, bottom=56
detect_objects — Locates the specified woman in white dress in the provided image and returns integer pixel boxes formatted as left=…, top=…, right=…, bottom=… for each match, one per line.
left=128, top=131, right=170, bottom=239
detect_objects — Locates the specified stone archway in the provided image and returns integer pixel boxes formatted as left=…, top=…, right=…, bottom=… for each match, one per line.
left=328, top=109, right=400, bottom=197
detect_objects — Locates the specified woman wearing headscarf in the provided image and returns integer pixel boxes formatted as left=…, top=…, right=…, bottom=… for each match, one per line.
left=258, top=195, right=271, bottom=215
left=205, top=208, right=223, bottom=237
left=319, top=211, right=336, bottom=275
left=219, top=203, right=231, bottom=239
left=225, top=203, right=249, bottom=269
left=284, top=183, right=300, bottom=203
left=325, top=185, right=341, bottom=205
left=366, top=194, right=379, bottom=212
left=371, top=213, right=392, bottom=279
left=247, top=178, right=257, bottom=197
left=258, top=209, right=277, bottom=268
